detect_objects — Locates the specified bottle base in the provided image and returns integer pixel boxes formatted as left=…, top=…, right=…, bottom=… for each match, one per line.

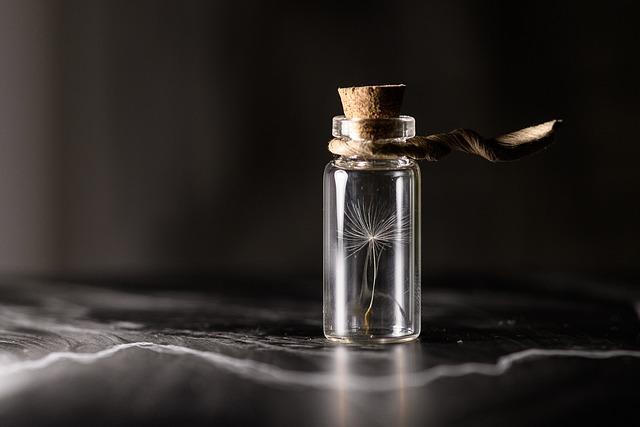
left=324, top=329, right=420, bottom=344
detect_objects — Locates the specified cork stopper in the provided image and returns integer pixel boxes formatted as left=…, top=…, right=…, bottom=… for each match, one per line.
left=338, top=84, right=405, bottom=119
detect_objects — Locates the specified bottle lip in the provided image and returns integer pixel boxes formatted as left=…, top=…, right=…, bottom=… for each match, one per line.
left=332, top=115, right=416, bottom=141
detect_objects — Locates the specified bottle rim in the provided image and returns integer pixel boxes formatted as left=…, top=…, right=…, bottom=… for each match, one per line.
left=332, top=115, right=416, bottom=141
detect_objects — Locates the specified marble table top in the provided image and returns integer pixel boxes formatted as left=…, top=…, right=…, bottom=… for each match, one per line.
left=0, top=274, right=638, bottom=426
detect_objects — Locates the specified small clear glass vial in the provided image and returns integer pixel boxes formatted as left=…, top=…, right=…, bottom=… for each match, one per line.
left=323, top=115, right=421, bottom=343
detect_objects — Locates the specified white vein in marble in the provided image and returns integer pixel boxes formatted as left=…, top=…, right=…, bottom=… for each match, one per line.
left=1, top=341, right=639, bottom=393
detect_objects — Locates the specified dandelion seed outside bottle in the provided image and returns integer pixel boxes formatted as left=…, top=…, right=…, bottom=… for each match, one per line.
left=323, top=106, right=421, bottom=343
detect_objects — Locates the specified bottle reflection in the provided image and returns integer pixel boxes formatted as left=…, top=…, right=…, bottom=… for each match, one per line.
left=330, top=342, right=421, bottom=427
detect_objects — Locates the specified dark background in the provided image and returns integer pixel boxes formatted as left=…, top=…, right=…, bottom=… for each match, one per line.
left=0, top=0, right=638, bottom=278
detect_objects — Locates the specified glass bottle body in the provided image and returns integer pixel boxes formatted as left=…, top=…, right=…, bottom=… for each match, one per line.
left=323, top=157, right=421, bottom=343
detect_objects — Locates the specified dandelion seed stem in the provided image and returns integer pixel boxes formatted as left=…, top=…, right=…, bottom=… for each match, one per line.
left=363, top=243, right=382, bottom=333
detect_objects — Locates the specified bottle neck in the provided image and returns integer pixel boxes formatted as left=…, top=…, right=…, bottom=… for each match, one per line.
left=334, top=156, right=414, bottom=170
left=330, top=116, right=417, bottom=167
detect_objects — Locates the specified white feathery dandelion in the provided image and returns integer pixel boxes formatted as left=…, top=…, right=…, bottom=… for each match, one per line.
left=339, top=199, right=410, bottom=330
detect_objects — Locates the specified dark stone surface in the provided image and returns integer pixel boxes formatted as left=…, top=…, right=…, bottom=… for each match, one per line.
left=0, top=274, right=638, bottom=426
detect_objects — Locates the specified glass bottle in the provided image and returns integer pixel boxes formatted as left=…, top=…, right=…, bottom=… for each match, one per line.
left=323, top=115, right=421, bottom=343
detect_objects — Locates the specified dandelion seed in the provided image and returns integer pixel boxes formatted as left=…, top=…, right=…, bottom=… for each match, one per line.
left=339, top=200, right=410, bottom=331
